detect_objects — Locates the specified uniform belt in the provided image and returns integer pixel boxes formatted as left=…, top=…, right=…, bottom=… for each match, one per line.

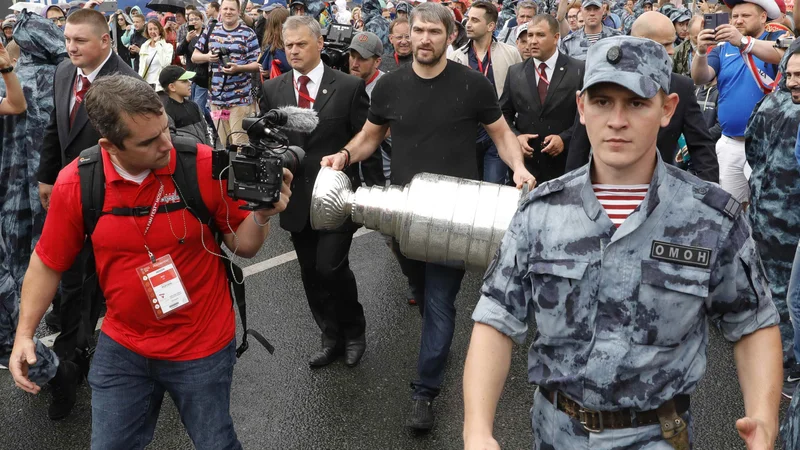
left=539, top=387, right=689, bottom=433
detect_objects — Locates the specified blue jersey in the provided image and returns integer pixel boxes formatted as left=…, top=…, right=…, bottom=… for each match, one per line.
left=708, top=32, right=778, bottom=137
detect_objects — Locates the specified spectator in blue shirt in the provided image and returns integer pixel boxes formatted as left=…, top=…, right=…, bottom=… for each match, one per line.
left=691, top=0, right=786, bottom=205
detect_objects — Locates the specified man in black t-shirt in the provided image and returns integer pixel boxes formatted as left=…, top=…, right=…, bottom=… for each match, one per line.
left=322, top=2, right=534, bottom=432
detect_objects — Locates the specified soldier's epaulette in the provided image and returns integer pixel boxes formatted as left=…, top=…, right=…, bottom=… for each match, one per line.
left=697, top=185, right=742, bottom=219
left=519, top=178, right=565, bottom=210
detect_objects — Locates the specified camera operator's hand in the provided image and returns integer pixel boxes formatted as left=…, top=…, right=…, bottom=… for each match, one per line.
left=186, top=30, right=198, bottom=42
left=208, top=51, right=220, bottom=63
left=222, top=62, right=239, bottom=74
left=320, top=151, right=349, bottom=171
left=257, top=169, right=293, bottom=220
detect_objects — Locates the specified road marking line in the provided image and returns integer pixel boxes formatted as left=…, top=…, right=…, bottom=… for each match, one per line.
left=36, top=229, right=376, bottom=348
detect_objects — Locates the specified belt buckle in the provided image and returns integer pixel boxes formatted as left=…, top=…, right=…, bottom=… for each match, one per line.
left=578, top=407, right=604, bottom=433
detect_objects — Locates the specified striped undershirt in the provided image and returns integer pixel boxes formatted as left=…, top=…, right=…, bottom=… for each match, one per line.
left=592, top=184, right=649, bottom=228
left=585, top=32, right=602, bottom=45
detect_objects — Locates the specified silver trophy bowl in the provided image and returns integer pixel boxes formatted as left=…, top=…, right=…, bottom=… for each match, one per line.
left=310, top=167, right=527, bottom=271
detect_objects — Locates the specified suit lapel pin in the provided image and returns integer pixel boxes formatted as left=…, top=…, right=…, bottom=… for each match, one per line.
left=559, top=67, right=564, bottom=71
left=322, top=89, right=328, bottom=94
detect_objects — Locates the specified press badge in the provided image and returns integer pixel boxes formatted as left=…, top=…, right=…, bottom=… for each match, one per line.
left=136, top=255, right=191, bottom=319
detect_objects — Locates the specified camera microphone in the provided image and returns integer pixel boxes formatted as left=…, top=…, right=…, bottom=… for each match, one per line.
left=269, top=106, right=319, bottom=134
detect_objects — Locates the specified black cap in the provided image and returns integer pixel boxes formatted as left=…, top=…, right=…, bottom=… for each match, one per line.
left=159, top=65, right=196, bottom=90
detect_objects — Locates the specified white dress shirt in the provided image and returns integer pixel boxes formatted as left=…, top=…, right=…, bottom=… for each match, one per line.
left=70, top=49, right=114, bottom=113
left=292, top=60, right=325, bottom=106
left=532, top=50, right=560, bottom=85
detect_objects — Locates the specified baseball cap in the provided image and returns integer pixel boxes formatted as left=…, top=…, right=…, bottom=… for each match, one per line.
left=290, top=0, right=306, bottom=7
left=396, top=1, right=412, bottom=13
left=582, top=0, right=604, bottom=8
left=668, top=7, right=691, bottom=23
left=348, top=31, right=384, bottom=58
left=515, top=22, right=528, bottom=40
left=2, top=19, right=14, bottom=29
left=581, top=36, right=671, bottom=99
left=159, top=66, right=196, bottom=90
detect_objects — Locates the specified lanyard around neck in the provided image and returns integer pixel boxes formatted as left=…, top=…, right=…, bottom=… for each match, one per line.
left=473, top=43, right=491, bottom=77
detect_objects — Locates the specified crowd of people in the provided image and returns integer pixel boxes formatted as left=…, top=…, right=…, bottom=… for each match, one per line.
left=0, top=0, right=799, bottom=447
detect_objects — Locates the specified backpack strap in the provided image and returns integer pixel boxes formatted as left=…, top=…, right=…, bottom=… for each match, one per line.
left=77, top=145, right=105, bottom=237
left=171, top=138, right=274, bottom=358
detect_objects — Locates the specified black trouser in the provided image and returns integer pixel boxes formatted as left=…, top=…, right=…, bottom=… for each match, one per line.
left=388, top=238, right=426, bottom=316
left=291, top=223, right=365, bottom=342
left=53, top=241, right=104, bottom=364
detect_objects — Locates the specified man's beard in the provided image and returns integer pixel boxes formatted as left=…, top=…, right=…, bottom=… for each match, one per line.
left=790, top=88, right=800, bottom=104
left=414, top=44, right=446, bottom=66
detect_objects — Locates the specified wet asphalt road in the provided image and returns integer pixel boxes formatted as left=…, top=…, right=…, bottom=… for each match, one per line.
left=0, top=221, right=791, bottom=449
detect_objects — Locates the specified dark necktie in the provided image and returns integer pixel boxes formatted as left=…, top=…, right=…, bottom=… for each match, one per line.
left=537, top=62, right=548, bottom=104
left=297, top=75, right=311, bottom=109
left=70, top=75, right=91, bottom=128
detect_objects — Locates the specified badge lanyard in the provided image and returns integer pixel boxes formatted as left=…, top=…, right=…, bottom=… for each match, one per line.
left=394, top=52, right=400, bottom=66
left=536, top=64, right=550, bottom=86
left=474, top=44, right=492, bottom=77
left=139, top=183, right=164, bottom=263
left=293, top=76, right=316, bottom=104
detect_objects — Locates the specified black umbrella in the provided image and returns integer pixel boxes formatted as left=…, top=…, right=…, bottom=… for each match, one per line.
left=145, top=0, right=202, bottom=13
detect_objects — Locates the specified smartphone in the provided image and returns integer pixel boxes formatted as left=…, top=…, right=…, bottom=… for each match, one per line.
left=188, top=24, right=196, bottom=31
left=704, top=12, right=728, bottom=30
left=96, top=0, right=118, bottom=13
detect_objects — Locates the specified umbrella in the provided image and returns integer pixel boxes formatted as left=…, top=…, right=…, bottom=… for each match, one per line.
left=8, top=2, right=47, bottom=15
left=145, top=0, right=202, bottom=13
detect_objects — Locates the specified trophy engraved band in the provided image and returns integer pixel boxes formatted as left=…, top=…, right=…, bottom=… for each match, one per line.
left=310, top=167, right=528, bottom=271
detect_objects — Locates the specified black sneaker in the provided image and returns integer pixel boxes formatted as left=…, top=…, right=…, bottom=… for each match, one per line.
left=783, top=364, right=800, bottom=400
left=48, top=360, right=81, bottom=420
left=406, top=399, right=434, bottom=431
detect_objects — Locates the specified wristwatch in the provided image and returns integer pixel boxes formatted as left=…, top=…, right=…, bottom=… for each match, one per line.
left=739, top=36, right=749, bottom=49
left=0, top=66, right=12, bottom=74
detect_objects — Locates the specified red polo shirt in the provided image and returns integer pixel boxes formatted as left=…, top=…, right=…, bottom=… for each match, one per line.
left=36, top=145, right=250, bottom=360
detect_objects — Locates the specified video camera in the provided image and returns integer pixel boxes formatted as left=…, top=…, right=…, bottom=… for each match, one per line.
left=321, top=23, right=355, bottom=73
left=212, top=107, right=318, bottom=210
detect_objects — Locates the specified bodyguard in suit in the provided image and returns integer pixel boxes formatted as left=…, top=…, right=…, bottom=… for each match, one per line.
left=260, top=16, right=370, bottom=368
left=565, top=11, right=720, bottom=183
left=35, top=9, right=140, bottom=420
left=500, top=14, right=584, bottom=183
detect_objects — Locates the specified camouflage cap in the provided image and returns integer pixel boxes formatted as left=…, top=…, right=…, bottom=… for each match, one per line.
left=581, top=36, right=671, bottom=99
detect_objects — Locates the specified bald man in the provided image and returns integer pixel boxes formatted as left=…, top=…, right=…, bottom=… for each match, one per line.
left=565, top=11, right=719, bottom=182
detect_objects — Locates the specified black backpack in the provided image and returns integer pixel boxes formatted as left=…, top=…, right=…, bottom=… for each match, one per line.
left=77, top=136, right=273, bottom=358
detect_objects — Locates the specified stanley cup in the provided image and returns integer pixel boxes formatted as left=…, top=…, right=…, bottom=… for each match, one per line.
left=310, top=167, right=527, bottom=271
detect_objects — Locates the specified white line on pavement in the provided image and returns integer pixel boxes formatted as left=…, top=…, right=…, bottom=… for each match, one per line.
left=36, top=228, right=376, bottom=348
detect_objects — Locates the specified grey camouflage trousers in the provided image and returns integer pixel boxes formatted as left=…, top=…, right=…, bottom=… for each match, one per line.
left=531, top=388, right=694, bottom=450
left=0, top=267, right=58, bottom=386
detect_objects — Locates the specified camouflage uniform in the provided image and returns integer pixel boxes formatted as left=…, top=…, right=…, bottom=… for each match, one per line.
left=360, top=0, right=392, bottom=55
left=783, top=391, right=800, bottom=449
left=744, top=40, right=800, bottom=363
left=558, top=25, right=622, bottom=60
left=672, top=39, right=693, bottom=77
left=0, top=11, right=64, bottom=386
left=473, top=36, right=779, bottom=449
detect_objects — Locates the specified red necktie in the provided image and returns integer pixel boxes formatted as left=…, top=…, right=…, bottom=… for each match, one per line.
left=70, top=75, right=91, bottom=128
left=297, top=75, right=311, bottom=109
left=537, top=62, right=548, bottom=104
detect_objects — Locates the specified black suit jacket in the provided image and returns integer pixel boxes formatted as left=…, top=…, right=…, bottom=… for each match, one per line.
left=500, top=53, right=584, bottom=183
left=565, top=73, right=720, bottom=183
left=38, top=52, right=140, bottom=185
left=261, top=66, right=371, bottom=233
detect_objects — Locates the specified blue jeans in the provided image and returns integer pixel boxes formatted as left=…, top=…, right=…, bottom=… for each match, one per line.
left=788, top=241, right=800, bottom=363
left=477, top=129, right=508, bottom=184
left=411, top=263, right=466, bottom=400
left=192, top=84, right=214, bottom=134
left=88, top=332, right=241, bottom=450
